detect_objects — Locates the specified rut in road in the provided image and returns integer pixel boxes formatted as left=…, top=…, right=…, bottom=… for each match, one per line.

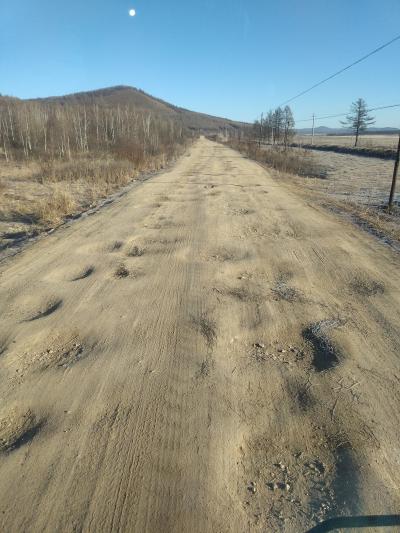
left=0, top=138, right=399, bottom=532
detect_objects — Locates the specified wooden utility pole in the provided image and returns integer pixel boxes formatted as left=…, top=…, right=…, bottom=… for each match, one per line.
left=388, top=131, right=400, bottom=211
left=311, top=114, right=315, bottom=145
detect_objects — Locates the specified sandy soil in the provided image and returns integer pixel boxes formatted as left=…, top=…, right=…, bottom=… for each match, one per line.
left=0, top=138, right=399, bottom=532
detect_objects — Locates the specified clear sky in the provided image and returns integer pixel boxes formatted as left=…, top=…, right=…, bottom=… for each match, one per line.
left=1, top=0, right=400, bottom=127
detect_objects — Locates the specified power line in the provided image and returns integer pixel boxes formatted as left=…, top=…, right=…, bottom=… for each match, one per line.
left=295, top=103, right=400, bottom=123
left=278, top=34, right=400, bottom=107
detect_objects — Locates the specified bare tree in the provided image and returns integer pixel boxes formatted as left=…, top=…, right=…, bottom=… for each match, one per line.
left=264, top=111, right=274, bottom=144
left=0, top=97, right=189, bottom=164
left=252, top=119, right=261, bottom=143
left=272, top=107, right=284, bottom=144
left=341, top=98, right=375, bottom=147
left=282, top=105, right=295, bottom=148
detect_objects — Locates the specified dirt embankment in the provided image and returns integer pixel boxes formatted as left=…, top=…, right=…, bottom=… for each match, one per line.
left=0, top=138, right=399, bottom=532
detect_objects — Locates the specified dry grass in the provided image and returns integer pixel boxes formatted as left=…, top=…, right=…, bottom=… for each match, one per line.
left=0, top=146, right=188, bottom=255
left=37, top=157, right=135, bottom=186
left=226, top=140, right=324, bottom=178
left=262, top=147, right=325, bottom=177
left=328, top=201, right=400, bottom=243
left=2, top=186, right=77, bottom=226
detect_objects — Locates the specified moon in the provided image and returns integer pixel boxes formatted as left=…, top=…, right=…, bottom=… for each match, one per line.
left=129, top=9, right=136, bottom=16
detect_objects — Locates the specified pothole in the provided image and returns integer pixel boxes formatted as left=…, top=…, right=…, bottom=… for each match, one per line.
left=302, top=319, right=344, bottom=372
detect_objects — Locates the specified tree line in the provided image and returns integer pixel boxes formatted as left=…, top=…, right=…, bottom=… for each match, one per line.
left=249, top=98, right=377, bottom=148
left=252, top=105, right=295, bottom=147
left=0, top=97, right=190, bottom=163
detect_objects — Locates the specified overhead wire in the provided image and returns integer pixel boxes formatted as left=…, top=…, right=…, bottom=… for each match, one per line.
left=278, top=34, right=400, bottom=107
left=295, top=103, right=400, bottom=123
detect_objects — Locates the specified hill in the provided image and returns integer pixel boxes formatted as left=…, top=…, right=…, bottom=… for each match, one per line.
left=30, top=85, right=245, bottom=133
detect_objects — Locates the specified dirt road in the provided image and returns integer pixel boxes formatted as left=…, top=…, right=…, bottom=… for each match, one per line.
left=1, top=138, right=399, bottom=532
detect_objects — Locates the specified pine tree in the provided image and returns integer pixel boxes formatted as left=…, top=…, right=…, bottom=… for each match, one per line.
left=341, top=98, right=375, bottom=147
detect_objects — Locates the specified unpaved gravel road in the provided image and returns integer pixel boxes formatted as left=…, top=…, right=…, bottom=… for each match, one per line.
left=0, top=138, right=400, bottom=532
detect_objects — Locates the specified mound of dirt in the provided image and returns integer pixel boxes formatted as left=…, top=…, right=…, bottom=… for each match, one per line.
left=0, top=408, right=40, bottom=453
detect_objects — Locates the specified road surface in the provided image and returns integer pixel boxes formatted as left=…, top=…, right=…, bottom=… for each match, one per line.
left=0, top=138, right=399, bottom=532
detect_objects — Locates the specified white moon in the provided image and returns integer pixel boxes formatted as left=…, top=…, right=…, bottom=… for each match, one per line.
left=129, top=9, right=136, bottom=16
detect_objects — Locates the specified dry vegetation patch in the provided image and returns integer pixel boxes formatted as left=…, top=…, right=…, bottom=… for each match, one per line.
left=226, top=140, right=325, bottom=178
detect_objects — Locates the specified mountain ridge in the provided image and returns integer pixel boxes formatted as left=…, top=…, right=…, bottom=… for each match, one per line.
left=27, top=85, right=246, bottom=132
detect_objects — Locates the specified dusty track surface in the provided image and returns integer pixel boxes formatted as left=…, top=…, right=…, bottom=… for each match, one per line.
left=0, top=138, right=399, bottom=532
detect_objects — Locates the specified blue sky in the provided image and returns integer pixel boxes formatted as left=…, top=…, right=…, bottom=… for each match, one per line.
left=1, top=0, right=400, bottom=127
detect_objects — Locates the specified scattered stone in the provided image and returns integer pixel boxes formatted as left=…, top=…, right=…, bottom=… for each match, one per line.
left=30, top=338, right=85, bottom=371
left=306, top=460, right=325, bottom=475
left=247, top=481, right=257, bottom=494
left=254, top=343, right=265, bottom=349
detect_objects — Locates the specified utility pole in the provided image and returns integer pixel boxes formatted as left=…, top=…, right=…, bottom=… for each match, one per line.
left=311, top=113, right=315, bottom=145
left=388, top=131, right=400, bottom=211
